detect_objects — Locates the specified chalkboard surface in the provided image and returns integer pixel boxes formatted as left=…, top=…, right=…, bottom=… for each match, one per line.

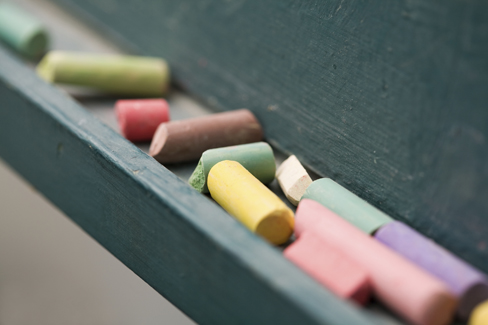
left=53, top=0, right=488, bottom=273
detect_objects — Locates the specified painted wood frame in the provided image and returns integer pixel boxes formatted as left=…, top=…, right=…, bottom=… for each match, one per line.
left=0, top=46, right=389, bottom=324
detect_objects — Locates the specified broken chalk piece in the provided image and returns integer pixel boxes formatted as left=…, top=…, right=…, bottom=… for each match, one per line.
left=150, top=109, right=263, bottom=164
left=302, top=178, right=393, bottom=234
left=37, top=51, right=169, bottom=96
left=208, top=160, right=294, bottom=245
left=189, top=142, right=275, bottom=193
left=295, top=199, right=456, bottom=325
left=469, top=300, right=488, bottom=325
left=284, top=232, right=371, bottom=305
left=0, top=3, right=48, bottom=57
left=276, top=155, right=312, bottom=205
left=115, top=99, right=170, bottom=142
left=375, top=221, right=488, bottom=320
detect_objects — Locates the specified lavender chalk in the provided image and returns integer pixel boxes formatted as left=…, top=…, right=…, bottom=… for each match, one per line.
left=375, top=221, right=488, bottom=320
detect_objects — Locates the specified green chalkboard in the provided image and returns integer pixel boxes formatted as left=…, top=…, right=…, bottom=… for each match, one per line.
left=53, top=0, right=488, bottom=273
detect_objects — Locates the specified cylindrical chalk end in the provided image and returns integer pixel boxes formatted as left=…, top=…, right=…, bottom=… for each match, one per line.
left=0, top=3, right=48, bottom=57
left=208, top=160, right=293, bottom=245
left=255, top=212, right=294, bottom=245
left=469, top=300, right=488, bottom=325
left=149, top=124, right=168, bottom=157
left=276, top=155, right=312, bottom=206
left=115, top=99, right=170, bottom=142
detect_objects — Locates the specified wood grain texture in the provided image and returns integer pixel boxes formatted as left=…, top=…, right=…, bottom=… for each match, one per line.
left=0, top=46, right=389, bottom=325
left=51, top=0, right=488, bottom=272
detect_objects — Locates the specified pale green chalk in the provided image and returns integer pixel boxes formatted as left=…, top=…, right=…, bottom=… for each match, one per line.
left=302, top=178, right=393, bottom=234
left=0, top=3, right=48, bottom=57
left=189, top=142, right=276, bottom=193
left=37, top=51, right=170, bottom=96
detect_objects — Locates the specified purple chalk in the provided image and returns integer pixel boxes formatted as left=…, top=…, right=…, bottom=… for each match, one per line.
left=375, top=221, right=488, bottom=320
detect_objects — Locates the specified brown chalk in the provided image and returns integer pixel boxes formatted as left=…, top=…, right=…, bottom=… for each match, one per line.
left=149, top=109, right=263, bottom=164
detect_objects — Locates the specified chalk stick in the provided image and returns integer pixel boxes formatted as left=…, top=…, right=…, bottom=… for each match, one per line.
left=189, top=142, right=275, bottom=193
left=150, top=109, right=263, bottom=164
left=276, top=155, right=312, bottom=205
left=0, top=3, right=48, bottom=57
left=37, top=51, right=169, bottom=96
left=302, top=178, right=393, bottom=234
left=295, top=199, right=456, bottom=325
left=469, top=300, right=488, bottom=325
left=284, top=232, right=371, bottom=305
left=208, top=160, right=294, bottom=245
left=375, top=221, right=488, bottom=320
left=115, top=99, right=170, bottom=142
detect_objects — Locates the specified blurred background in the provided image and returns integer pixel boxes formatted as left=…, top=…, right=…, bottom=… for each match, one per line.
left=0, top=159, right=194, bottom=324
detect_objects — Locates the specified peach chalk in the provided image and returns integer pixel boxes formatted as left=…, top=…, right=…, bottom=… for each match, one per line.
left=115, top=99, right=170, bottom=142
left=284, top=232, right=371, bottom=305
left=295, top=199, right=457, bottom=325
left=149, top=109, right=263, bottom=164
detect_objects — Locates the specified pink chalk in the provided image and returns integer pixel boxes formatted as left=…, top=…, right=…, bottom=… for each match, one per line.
left=115, top=99, right=170, bottom=142
left=295, top=199, right=457, bottom=325
left=284, top=232, right=371, bottom=305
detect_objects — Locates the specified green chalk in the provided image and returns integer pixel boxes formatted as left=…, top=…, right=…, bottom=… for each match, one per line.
left=189, top=142, right=276, bottom=193
left=0, top=3, right=48, bottom=57
left=302, top=178, right=393, bottom=234
left=37, top=51, right=170, bottom=96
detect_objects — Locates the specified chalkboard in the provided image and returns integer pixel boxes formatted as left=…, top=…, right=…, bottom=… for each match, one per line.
left=53, top=0, right=488, bottom=272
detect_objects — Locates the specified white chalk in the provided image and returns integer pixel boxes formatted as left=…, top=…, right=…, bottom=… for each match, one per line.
left=276, top=155, right=312, bottom=205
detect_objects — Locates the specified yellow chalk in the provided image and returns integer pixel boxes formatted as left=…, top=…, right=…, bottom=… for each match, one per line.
left=469, top=300, right=488, bottom=325
left=208, top=160, right=294, bottom=245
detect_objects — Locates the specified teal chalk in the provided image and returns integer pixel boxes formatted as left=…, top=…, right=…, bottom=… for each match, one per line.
left=189, top=142, right=275, bottom=193
left=0, top=3, right=48, bottom=57
left=302, top=178, right=393, bottom=234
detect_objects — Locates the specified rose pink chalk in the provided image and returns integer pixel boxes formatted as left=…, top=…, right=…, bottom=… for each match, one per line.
left=295, top=199, right=457, bottom=325
left=284, top=232, right=371, bottom=305
left=115, top=99, right=170, bottom=142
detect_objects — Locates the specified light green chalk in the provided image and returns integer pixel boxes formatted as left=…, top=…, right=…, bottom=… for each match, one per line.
left=37, top=51, right=170, bottom=96
left=0, top=3, right=49, bottom=57
left=189, top=142, right=276, bottom=193
left=302, top=178, right=393, bottom=234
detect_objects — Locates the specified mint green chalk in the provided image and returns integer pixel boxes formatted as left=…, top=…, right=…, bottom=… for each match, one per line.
left=302, top=178, right=393, bottom=234
left=189, top=142, right=276, bottom=193
left=0, top=3, right=48, bottom=57
left=37, top=51, right=170, bottom=96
